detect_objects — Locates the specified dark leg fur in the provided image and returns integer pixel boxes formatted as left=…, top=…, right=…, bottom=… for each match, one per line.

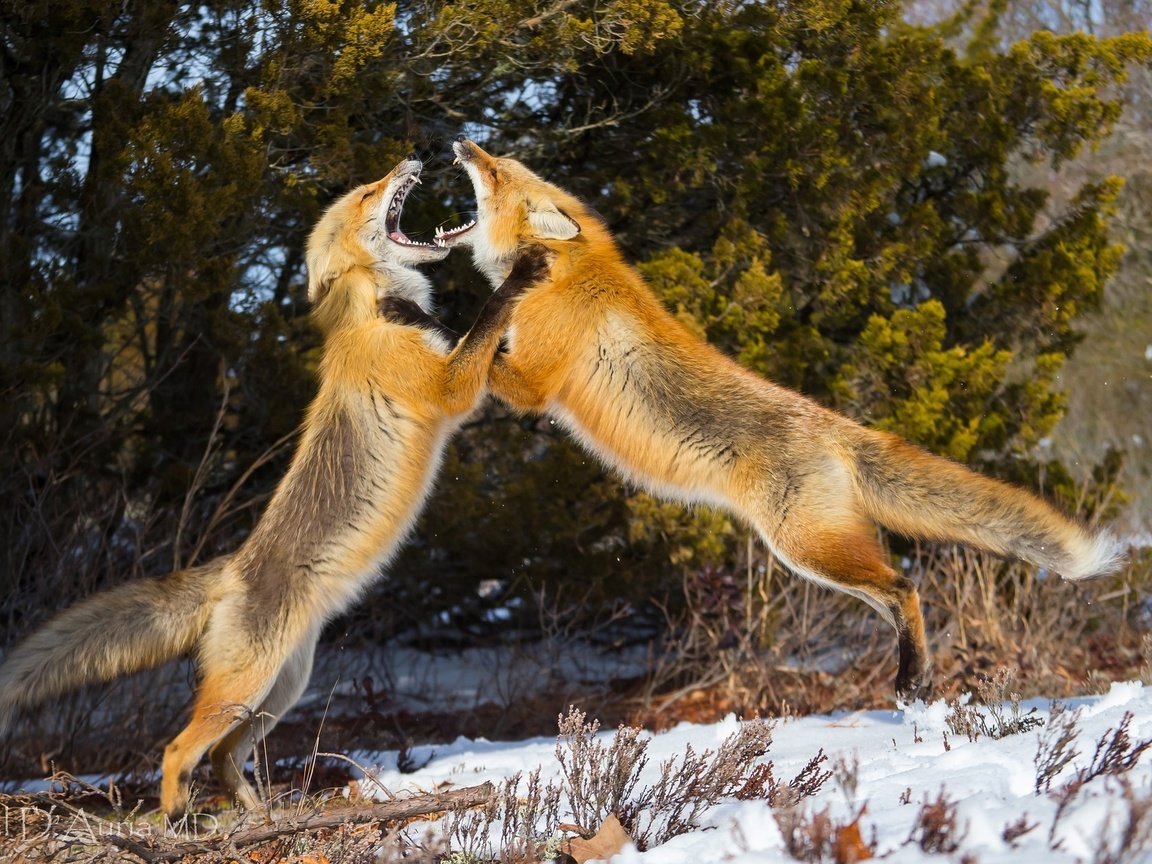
left=434, top=245, right=553, bottom=412
left=772, top=521, right=933, bottom=702
left=895, top=612, right=933, bottom=702
left=458, top=244, right=552, bottom=345
left=443, top=246, right=551, bottom=375
left=378, top=296, right=460, bottom=345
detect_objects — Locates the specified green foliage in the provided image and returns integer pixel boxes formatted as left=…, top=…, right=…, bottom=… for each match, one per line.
left=639, top=226, right=785, bottom=375
left=835, top=300, right=1013, bottom=462
left=0, top=0, right=1148, bottom=638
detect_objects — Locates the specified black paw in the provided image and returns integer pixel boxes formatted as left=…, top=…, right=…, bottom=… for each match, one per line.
left=895, top=666, right=934, bottom=703
left=507, top=243, right=554, bottom=287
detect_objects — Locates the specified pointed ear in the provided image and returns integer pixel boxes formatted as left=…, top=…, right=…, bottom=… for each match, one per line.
left=528, top=201, right=580, bottom=240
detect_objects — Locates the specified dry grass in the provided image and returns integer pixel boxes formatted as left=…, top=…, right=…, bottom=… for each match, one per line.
left=3, top=534, right=1147, bottom=801
left=1, top=491, right=1148, bottom=862
left=943, top=668, right=1044, bottom=742
left=0, top=771, right=484, bottom=863
left=0, top=805, right=443, bottom=863
left=774, top=803, right=875, bottom=863
left=384, top=707, right=775, bottom=862
left=4, top=685, right=1152, bottom=863
left=631, top=535, right=1150, bottom=724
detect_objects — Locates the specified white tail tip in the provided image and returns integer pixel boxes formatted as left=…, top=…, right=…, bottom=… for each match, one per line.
left=1064, top=530, right=1127, bottom=581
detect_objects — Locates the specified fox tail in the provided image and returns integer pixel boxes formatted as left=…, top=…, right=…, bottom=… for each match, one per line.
left=850, top=430, right=1125, bottom=580
left=0, top=561, right=227, bottom=733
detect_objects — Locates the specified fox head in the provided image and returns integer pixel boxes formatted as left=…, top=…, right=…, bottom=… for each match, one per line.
left=436, top=138, right=591, bottom=287
left=306, top=158, right=448, bottom=329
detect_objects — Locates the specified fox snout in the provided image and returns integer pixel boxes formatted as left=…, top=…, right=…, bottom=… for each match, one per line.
left=452, top=138, right=494, bottom=169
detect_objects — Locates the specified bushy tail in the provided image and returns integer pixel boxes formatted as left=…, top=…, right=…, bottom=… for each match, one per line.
left=850, top=429, right=1125, bottom=580
left=0, top=560, right=228, bottom=733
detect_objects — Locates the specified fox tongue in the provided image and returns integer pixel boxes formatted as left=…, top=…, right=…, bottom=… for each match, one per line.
left=388, top=228, right=410, bottom=244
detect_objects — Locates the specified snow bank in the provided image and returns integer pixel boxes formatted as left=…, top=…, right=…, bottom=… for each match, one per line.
left=359, top=683, right=1152, bottom=862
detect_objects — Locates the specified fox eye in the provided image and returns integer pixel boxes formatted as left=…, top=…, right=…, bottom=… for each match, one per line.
left=489, top=167, right=499, bottom=180
left=360, top=190, right=376, bottom=203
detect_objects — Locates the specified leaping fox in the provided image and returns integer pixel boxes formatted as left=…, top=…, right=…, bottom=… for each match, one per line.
left=0, top=158, right=549, bottom=821
left=436, top=137, right=1125, bottom=699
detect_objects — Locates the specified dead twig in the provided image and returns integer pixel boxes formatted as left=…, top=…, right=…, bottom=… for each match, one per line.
left=25, top=782, right=494, bottom=863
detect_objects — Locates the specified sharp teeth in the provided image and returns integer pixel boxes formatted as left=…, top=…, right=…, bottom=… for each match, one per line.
left=452, top=156, right=461, bottom=166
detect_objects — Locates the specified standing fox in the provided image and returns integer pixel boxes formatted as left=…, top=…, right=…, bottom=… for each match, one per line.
left=437, top=138, right=1125, bottom=699
left=0, top=158, right=548, bottom=821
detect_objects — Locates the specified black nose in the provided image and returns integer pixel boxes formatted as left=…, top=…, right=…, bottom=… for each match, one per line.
left=408, top=152, right=417, bottom=161
left=455, top=134, right=467, bottom=143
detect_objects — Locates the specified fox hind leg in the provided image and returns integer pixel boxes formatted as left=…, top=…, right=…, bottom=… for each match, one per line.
left=160, top=668, right=278, bottom=822
left=892, top=580, right=931, bottom=701
left=770, top=518, right=932, bottom=701
left=160, top=606, right=305, bottom=824
left=209, top=634, right=318, bottom=811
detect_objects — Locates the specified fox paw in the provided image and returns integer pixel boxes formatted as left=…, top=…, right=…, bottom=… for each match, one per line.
left=507, top=243, right=554, bottom=286
left=895, top=666, right=934, bottom=703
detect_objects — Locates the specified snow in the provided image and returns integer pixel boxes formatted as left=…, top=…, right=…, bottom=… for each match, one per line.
left=356, top=680, right=1152, bottom=862
left=302, top=640, right=653, bottom=717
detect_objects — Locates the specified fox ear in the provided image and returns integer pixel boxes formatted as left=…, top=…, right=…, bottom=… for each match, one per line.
left=528, top=201, right=580, bottom=240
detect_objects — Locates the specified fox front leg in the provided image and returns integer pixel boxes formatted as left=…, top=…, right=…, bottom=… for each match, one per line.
left=487, top=353, right=551, bottom=413
left=437, top=244, right=552, bottom=415
left=379, top=296, right=461, bottom=346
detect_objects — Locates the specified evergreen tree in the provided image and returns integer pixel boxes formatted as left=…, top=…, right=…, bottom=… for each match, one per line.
left=0, top=0, right=1146, bottom=639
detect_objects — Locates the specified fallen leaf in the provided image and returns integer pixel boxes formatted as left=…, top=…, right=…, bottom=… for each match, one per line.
left=833, top=810, right=872, bottom=863
left=560, top=814, right=633, bottom=863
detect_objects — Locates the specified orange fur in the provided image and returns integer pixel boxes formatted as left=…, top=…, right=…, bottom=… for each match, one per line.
left=443, top=139, right=1125, bottom=699
left=0, top=159, right=544, bottom=821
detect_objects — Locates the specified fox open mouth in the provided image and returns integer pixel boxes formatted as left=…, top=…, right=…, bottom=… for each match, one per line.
left=432, top=138, right=481, bottom=247
left=384, top=169, right=444, bottom=252
left=433, top=218, right=476, bottom=247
